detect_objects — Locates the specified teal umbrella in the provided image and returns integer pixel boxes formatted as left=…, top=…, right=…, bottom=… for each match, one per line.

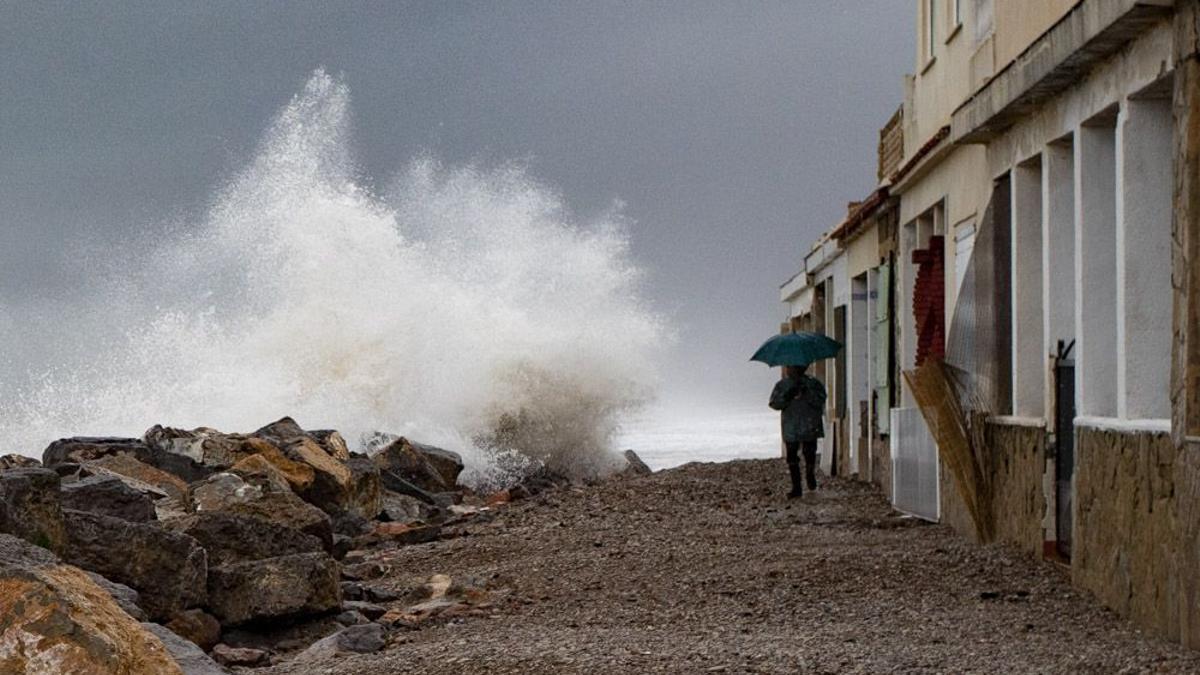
left=750, top=331, right=842, bottom=367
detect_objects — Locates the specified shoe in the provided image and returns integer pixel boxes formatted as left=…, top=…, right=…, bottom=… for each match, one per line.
left=787, top=489, right=803, bottom=499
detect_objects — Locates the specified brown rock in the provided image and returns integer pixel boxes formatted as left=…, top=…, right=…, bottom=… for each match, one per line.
left=87, top=453, right=189, bottom=501
left=281, top=437, right=353, bottom=513
left=206, top=552, right=342, bottom=626
left=0, top=534, right=183, bottom=674
left=366, top=522, right=441, bottom=547
left=310, top=429, right=351, bottom=461
left=164, top=608, right=222, bottom=651
left=0, top=467, right=66, bottom=553
left=61, top=509, right=207, bottom=621
left=0, top=454, right=40, bottom=471
left=224, top=491, right=334, bottom=550
left=231, top=439, right=314, bottom=493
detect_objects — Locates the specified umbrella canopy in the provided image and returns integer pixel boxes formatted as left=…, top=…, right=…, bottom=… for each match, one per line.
left=750, top=331, right=842, bottom=367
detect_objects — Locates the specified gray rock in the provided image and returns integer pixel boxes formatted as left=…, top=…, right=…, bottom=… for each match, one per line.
left=163, top=511, right=323, bottom=567
left=622, top=449, right=653, bottom=476
left=0, top=532, right=58, bottom=568
left=42, top=437, right=146, bottom=466
left=335, top=609, right=369, bottom=625
left=206, top=552, right=341, bottom=626
left=343, top=600, right=388, bottom=620
left=85, top=570, right=148, bottom=621
left=372, top=437, right=455, bottom=493
left=342, top=455, right=382, bottom=521
left=293, top=623, right=386, bottom=662
left=62, top=509, right=207, bottom=621
left=188, top=472, right=263, bottom=512
left=142, top=622, right=229, bottom=675
left=379, top=490, right=439, bottom=523
left=0, top=467, right=66, bottom=553
left=61, top=475, right=158, bottom=522
left=211, top=644, right=269, bottom=667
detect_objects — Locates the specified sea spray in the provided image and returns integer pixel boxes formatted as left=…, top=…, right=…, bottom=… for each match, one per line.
left=0, top=70, right=668, bottom=486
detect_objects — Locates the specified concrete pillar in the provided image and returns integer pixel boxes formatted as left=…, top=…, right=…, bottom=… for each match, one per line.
left=1117, top=96, right=1173, bottom=420
left=1074, top=118, right=1118, bottom=418
left=1013, top=158, right=1045, bottom=417
left=1043, top=140, right=1075, bottom=420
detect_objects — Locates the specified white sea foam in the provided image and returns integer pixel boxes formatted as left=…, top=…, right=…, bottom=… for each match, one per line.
left=0, top=70, right=668, bottom=487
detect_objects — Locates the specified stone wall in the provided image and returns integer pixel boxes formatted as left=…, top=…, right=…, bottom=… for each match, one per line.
left=937, top=420, right=1046, bottom=555
left=1073, top=426, right=1181, bottom=643
left=986, top=422, right=1046, bottom=557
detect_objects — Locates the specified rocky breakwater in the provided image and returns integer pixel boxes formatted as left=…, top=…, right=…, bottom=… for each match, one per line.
left=0, top=418, right=651, bottom=672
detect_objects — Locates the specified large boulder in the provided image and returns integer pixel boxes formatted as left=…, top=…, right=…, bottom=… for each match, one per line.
left=206, top=552, right=341, bottom=626
left=279, top=436, right=353, bottom=514
left=0, top=534, right=184, bottom=674
left=43, top=435, right=213, bottom=484
left=187, top=472, right=263, bottom=513
left=87, top=453, right=189, bottom=501
left=0, top=454, right=40, bottom=471
left=342, top=456, right=382, bottom=522
left=42, top=436, right=146, bottom=466
left=230, top=439, right=314, bottom=493
left=61, top=474, right=158, bottom=522
left=224, top=492, right=334, bottom=551
left=62, top=509, right=207, bottom=621
left=163, top=512, right=323, bottom=567
left=141, top=622, right=228, bottom=675
left=0, top=467, right=66, bottom=553
left=252, top=417, right=349, bottom=459
left=372, top=438, right=461, bottom=493
left=142, top=425, right=247, bottom=474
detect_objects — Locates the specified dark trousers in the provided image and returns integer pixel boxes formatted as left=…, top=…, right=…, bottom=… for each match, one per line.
left=784, top=440, right=818, bottom=493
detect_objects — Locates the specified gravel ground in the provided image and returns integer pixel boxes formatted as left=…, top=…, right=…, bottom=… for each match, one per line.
left=260, top=459, right=1200, bottom=674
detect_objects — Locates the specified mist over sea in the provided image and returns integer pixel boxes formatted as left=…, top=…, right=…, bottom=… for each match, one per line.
left=617, top=405, right=780, bottom=471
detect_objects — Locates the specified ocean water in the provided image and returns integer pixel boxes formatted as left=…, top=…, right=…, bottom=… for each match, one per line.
left=617, top=406, right=782, bottom=471
left=0, top=70, right=669, bottom=488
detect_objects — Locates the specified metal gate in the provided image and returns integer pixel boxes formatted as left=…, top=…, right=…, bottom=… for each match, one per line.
left=1054, top=339, right=1075, bottom=558
left=891, top=407, right=939, bottom=520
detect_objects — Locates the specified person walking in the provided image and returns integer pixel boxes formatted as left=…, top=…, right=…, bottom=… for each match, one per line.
left=769, top=364, right=826, bottom=498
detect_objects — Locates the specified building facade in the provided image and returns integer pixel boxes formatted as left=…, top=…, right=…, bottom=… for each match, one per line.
left=780, top=0, right=1200, bottom=646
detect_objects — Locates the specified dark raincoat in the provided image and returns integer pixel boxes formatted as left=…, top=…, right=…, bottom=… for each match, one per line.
left=769, top=374, right=826, bottom=443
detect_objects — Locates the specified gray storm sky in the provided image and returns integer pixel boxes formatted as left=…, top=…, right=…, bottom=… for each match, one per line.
left=1, top=1, right=913, bottom=410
